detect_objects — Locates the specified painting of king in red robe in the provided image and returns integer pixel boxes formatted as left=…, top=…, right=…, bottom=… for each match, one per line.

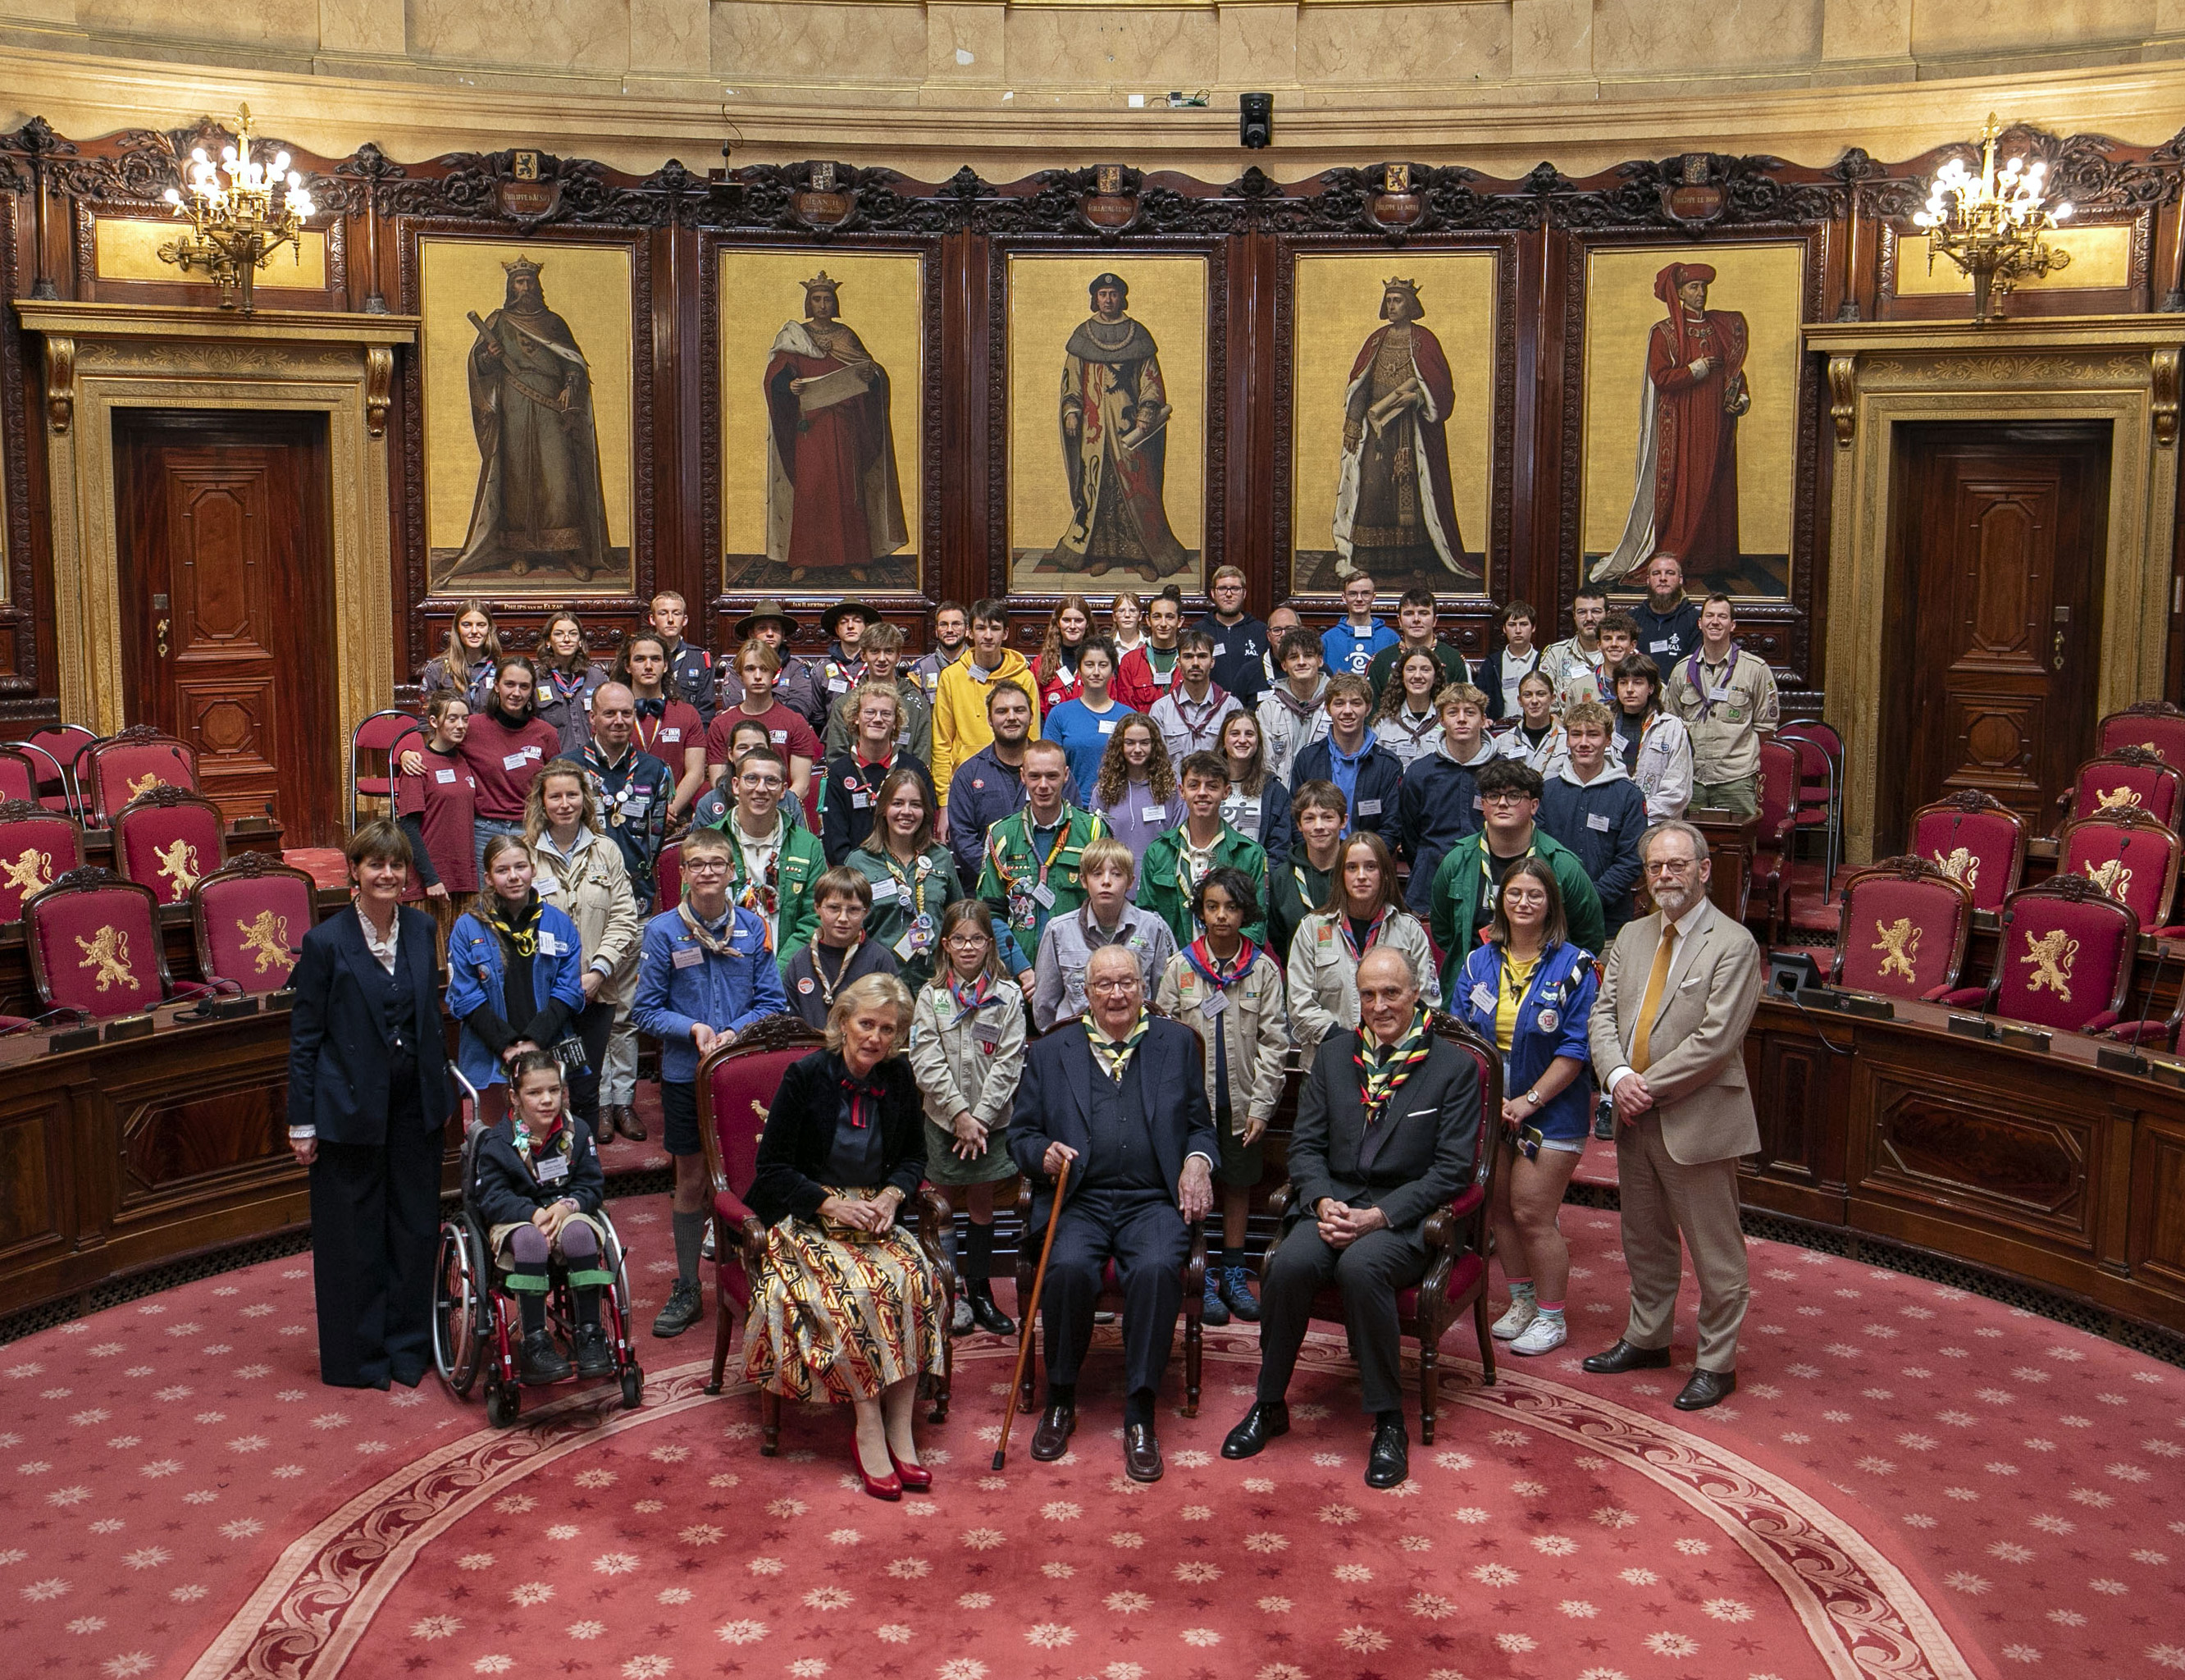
left=1332, top=276, right=1468, bottom=583
left=763, top=271, right=908, bottom=583
left=1595, top=261, right=1751, bottom=585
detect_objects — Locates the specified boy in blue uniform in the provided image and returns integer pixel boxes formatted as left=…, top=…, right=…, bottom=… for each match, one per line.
left=1321, top=570, right=1398, bottom=677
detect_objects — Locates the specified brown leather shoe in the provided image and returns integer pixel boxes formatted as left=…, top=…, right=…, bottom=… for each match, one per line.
left=1029, top=1401, right=1075, bottom=1461
left=614, top=1104, right=647, bottom=1142
left=1124, top=1421, right=1163, bottom=1483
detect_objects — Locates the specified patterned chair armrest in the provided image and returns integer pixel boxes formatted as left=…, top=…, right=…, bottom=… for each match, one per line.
left=1920, top=984, right=1955, bottom=1002
left=1938, top=985, right=1989, bottom=1008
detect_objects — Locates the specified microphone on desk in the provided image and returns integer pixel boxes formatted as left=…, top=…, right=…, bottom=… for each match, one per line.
left=2127, top=928, right=2168, bottom=1049
left=0, top=1006, right=87, bottom=1039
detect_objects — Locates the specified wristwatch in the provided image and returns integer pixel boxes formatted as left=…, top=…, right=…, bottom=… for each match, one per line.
left=1522, top=1088, right=1544, bottom=1107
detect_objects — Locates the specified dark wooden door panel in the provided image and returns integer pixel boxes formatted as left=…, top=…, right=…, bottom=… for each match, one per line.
left=1883, top=422, right=2111, bottom=851
left=116, top=412, right=340, bottom=847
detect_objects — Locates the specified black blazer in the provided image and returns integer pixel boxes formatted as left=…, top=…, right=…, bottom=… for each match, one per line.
left=471, top=1116, right=607, bottom=1230
left=285, top=906, right=454, bottom=1144
left=1287, top=1031, right=1480, bottom=1239
left=1008, top=1017, right=1217, bottom=1234
left=748, top=1048, right=927, bottom=1226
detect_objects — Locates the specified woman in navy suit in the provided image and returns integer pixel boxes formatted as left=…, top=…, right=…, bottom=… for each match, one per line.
left=285, top=820, right=454, bottom=1390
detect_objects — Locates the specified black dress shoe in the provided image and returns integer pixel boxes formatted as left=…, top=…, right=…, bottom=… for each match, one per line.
left=1365, top=1416, right=1408, bottom=1489
left=1672, top=1367, right=1736, bottom=1410
left=1124, top=1421, right=1164, bottom=1482
left=1029, top=1401, right=1076, bottom=1462
left=965, top=1282, right=1015, bottom=1337
left=1582, top=1339, right=1673, bottom=1375
left=1220, top=1400, right=1289, bottom=1459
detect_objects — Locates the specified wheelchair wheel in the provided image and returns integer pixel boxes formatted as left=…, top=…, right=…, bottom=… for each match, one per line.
left=620, top=1367, right=644, bottom=1411
left=485, top=1369, right=521, bottom=1429
left=432, top=1222, right=486, bottom=1398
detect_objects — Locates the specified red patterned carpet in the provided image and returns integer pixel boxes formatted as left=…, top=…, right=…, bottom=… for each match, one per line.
left=6, top=1196, right=2182, bottom=1680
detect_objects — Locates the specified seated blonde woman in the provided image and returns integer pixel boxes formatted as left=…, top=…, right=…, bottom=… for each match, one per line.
left=743, top=970, right=946, bottom=1501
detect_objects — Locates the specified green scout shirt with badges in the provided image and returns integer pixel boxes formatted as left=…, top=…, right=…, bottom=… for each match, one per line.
left=709, top=811, right=825, bottom=979
left=846, top=842, right=963, bottom=987
left=976, top=806, right=1107, bottom=949
left=1137, top=823, right=1270, bottom=949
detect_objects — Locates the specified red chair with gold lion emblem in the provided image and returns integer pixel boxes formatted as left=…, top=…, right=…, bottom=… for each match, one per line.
left=2060, top=747, right=2184, bottom=832
left=2056, top=810, right=2185, bottom=939
left=83, top=726, right=198, bottom=827
left=1829, top=856, right=1975, bottom=1002
left=2096, top=701, right=2185, bottom=767
left=22, top=867, right=212, bottom=1021
left=0, top=801, right=84, bottom=924
left=1938, top=876, right=2138, bottom=1036
left=1908, top=790, right=2025, bottom=915
left=111, top=786, right=228, bottom=908
left=192, top=852, right=318, bottom=996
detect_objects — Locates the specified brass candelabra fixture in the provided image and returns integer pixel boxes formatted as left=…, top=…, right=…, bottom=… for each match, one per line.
left=1914, top=113, right=2073, bottom=324
left=157, top=104, right=317, bottom=314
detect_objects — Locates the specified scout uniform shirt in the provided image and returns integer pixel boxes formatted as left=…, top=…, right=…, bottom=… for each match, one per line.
left=1663, top=642, right=1780, bottom=785
left=1155, top=942, right=1289, bottom=1137
left=976, top=804, right=1107, bottom=953
left=1136, top=821, right=1269, bottom=949
left=846, top=842, right=963, bottom=987
left=721, top=810, right=825, bottom=978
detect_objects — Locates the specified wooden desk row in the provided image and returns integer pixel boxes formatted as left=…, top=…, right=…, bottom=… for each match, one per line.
left=1746, top=991, right=2185, bottom=1335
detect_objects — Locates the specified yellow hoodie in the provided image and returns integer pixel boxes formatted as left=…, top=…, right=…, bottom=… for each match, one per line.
left=932, top=646, right=1042, bottom=805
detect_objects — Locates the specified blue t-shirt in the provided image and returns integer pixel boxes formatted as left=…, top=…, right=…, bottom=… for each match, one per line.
left=1043, top=696, right=1134, bottom=796
left=1321, top=618, right=1399, bottom=679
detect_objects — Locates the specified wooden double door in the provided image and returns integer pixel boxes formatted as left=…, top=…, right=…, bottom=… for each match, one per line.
left=114, top=410, right=341, bottom=848
left=1880, top=421, right=2113, bottom=856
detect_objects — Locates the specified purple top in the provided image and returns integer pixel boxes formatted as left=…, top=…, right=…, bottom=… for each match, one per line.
left=1092, top=783, right=1188, bottom=862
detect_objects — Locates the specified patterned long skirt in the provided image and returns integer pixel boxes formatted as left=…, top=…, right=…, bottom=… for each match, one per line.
left=741, top=1189, right=947, bottom=1405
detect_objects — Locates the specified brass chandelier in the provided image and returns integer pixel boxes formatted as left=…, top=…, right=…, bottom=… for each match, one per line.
left=1914, top=113, right=2073, bottom=324
left=157, top=104, right=317, bottom=314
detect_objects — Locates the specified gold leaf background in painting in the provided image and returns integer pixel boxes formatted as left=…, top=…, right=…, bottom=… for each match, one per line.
left=420, top=236, right=634, bottom=556
left=717, top=248, right=925, bottom=568
left=1006, top=253, right=1207, bottom=587
left=1580, top=240, right=1804, bottom=568
left=1289, top=250, right=1498, bottom=581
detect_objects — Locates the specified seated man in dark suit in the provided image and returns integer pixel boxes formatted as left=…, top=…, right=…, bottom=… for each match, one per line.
left=1222, top=945, right=1480, bottom=1489
left=1010, top=944, right=1216, bottom=1482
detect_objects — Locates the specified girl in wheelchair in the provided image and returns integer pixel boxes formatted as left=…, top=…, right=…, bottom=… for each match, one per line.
left=474, top=1051, right=614, bottom=1385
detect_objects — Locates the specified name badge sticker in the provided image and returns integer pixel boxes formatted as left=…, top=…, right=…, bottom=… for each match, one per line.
left=1032, top=882, right=1058, bottom=909
left=1212, top=642, right=1227, bottom=655
left=870, top=878, right=900, bottom=902
left=1469, top=983, right=1495, bottom=1012
left=1357, top=798, right=1383, bottom=816
left=501, top=752, right=529, bottom=771
left=1708, top=686, right=1732, bottom=701
left=1098, top=719, right=1118, bottom=734
left=436, top=769, right=457, bottom=784
left=1201, top=990, right=1227, bottom=1018
left=851, top=792, right=870, bottom=810
left=536, top=1155, right=570, bottom=1184
left=1586, top=811, right=1612, bottom=832
left=671, top=945, right=705, bottom=969
left=769, top=730, right=788, bottom=745
left=658, top=728, right=681, bottom=743
left=537, top=932, right=560, bottom=955
left=1649, top=639, right=1672, bottom=654
left=536, top=876, right=560, bottom=893
left=1141, top=806, right=1166, bottom=821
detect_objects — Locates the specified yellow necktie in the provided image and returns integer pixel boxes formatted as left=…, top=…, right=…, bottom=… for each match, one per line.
left=1630, top=924, right=1678, bottom=1073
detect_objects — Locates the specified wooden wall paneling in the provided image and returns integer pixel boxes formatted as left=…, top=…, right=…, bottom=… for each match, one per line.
left=1740, top=1028, right=1847, bottom=1226
left=2129, top=1107, right=2185, bottom=1298
left=949, top=228, right=992, bottom=613
left=0, top=1088, right=71, bottom=1274
left=0, top=167, right=44, bottom=724
left=658, top=219, right=704, bottom=635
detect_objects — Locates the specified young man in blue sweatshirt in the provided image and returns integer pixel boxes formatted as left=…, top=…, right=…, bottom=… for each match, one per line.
left=1291, top=672, right=1403, bottom=847
left=1535, top=699, right=1649, bottom=938
left=1629, top=553, right=1703, bottom=667
left=1395, top=682, right=1498, bottom=918
left=1321, top=569, right=1399, bottom=678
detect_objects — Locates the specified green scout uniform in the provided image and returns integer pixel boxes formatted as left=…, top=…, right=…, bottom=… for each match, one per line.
left=846, top=842, right=963, bottom=989
left=1428, top=825, right=1603, bottom=994
left=704, top=808, right=825, bottom=979
left=1138, top=822, right=1270, bottom=949
left=977, top=805, right=1107, bottom=955
left=1268, top=851, right=1338, bottom=968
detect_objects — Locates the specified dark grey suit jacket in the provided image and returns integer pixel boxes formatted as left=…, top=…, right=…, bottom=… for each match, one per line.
left=1286, top=1031, right=1481, bottom=1242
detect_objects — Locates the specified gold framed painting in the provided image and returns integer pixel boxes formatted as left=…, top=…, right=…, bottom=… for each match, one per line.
left=714, top=246, right=928, bottom=596
left=1580, top=240, right=1805, bottom=601
left=417, top=235, right=636, bottom=598
left=1003, top=252, right=1212, bottom=594
left=1287, top=251, right=1497, bottom=598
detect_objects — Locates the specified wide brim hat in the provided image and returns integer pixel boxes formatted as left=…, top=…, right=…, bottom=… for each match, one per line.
left=735, top=597, right=800, bottom=637
left=821, top=600, right=879, bottom=637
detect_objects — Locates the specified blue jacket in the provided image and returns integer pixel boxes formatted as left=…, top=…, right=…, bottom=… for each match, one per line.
left=1191, top=612, right=1271, bottom=705
left=285, top=906, right=454, bottom=1143
left=1538, top=766, right=1649, bottom=938
left=1395, top=748, right=1485, bottom=916
left=1631, top=600, right=1702, bottom=667
left=1293, top=735, right=1404, bottom=848
left=445, top=904, right=589, bottom=1090
left=1321, top=618, right=1398, bottom=678
left=631, top=904, right=789, bottom=1085
left=1042, top=696, right=1138, bottom=797
left=943, top=742, right=1081, bottom=887
left=1449, top=939, right=1599, bottom=1141
left=1222, top=775, right=1293, bottom=870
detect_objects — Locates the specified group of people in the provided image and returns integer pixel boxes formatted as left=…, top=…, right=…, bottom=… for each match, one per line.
left=285, top=564, right=1771, bottom=1495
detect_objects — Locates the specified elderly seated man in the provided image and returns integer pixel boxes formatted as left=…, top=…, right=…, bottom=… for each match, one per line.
left=1222, top=945, right=1480, bottom=1488
left=1010, top=943, right=1216, bottom=1482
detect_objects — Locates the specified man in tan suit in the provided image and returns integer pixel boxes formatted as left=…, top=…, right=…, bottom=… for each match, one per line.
left=1583, top=819, right=1760, bottom=1409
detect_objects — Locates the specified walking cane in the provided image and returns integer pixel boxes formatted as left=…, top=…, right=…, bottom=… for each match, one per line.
left=992, top=1155, right=1070, bottom=1472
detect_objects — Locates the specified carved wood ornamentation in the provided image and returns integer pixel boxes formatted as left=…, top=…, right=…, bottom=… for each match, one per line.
left=2154, top=347, right=2179, bottom=448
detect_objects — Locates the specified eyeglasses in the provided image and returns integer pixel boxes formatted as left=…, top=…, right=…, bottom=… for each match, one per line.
left=1644, top=858, right=1696, bottom=876
left=943, top=934, right=991, bottom=951
left=1088, top=978, right=1140, bottom=995
left=684, top=859, right=731, bottom=874
left=1481, top=791, right=1533, bottom=806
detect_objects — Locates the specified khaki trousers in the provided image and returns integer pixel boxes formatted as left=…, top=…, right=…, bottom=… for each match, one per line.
left=1692, top=776, right=1760, bottom=819
left=1615, top=1112, right=1749, bottom=1372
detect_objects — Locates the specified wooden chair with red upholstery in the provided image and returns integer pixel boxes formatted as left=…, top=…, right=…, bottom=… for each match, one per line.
left=1257, top=1011, right=1502, bottom=1445
left=2096, top=700, right=2185, bottom=766
left=192, top=851, right=318, bottom=996
left=2061, top=746, right=2185, bottom=831
left=0, top=746, right=40, bottom=806
left=1937, top=874, right=2139, bottom=1036
left=2057, top=810, right=2185, bottom=939
left=1746, top=739, right=1800, bottom=943
left=1828, top=856, right=1975, bottom=1002
left=697, top=1018, right=957, bottom=1450
left=21, top=866, right=214, bottom=1023
left=653, top=839, right=684, bottom=915
left=1777, top=719, right=1843, bottom=891
left=0, top=800, right=86, bottom=923
left=1909, top=789, right=2027, bottom=915
left=84, top=726, right=198, bottom=827
left=111, top=786, right=227, bottom=908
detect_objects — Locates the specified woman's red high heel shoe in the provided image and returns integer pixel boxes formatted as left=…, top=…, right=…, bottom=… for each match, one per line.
left=890, top=1450, right=932, bottom=1493
left=858, top=1459, right=902, bottom=1501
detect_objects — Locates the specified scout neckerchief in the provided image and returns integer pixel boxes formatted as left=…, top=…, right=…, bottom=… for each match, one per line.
left=994, top=807, right=1074, bottom=930
left=729, top=810, right=786, bottom=920
left=1497, top=947, right=1542, bottom=1032
left=1683, top=642, right=1740, bottom=722
left=1387, top=705, right=1439, bottom=756
left=1356, top=1007, right=1432, bottom=1128
left=1268, top=680, right=1324, bottom=724
left=1336, top=903, right=1390, bottom=963
left=810, top=932, right=864, bottom=1010
left=545, top=667, right=589, bottom=711
left=1088, top=1007, right=1152, bottom=1084
left=946, top=966, right=995, bottom=1027
left=480, top=889, right=543, bottom=959
left=1179, top=824, right=1224, bottom=914
left=1169, top=686, right=1231, bottom=751
left=677, top=897, right=743, bottom=957
left=878, top=844, right=942, bottom=960
left=1480, top=836, right=1538, bottom=915
left=1185, top=934, right=1259, bottom=1125
left=512, top=1107, right=570, bottom=1180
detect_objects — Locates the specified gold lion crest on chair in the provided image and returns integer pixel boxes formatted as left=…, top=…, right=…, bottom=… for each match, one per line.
left=1873, top=917, right=1921, bottom=982
left=235, top=909, right=295, bottom=975
left=153, top=838, right=201, bottom=901
left=2019, top=929, right=2078, bottom=1001
left=2082, top=859, right=2133, bottom=901
left=125, top=771, right=168, bottom=801
left=1931, top=847, right=1980, bottom=890
left=2095, top=784, right=2143, bottom=812
left=2, top=847, right=53, bottom=897
left=75, top=924, right=136, bottom=992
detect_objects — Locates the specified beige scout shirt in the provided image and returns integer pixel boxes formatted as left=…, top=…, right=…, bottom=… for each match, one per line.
left=1663, top=646, right=1779, bottom=785
left=1155, top=948, right=1290, bottom=1130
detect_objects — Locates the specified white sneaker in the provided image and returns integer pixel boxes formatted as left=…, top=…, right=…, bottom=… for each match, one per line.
left=1509, top=1312, right=1567, bottom=1356
left=1491, top=1298, right=1538, bottom=1340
